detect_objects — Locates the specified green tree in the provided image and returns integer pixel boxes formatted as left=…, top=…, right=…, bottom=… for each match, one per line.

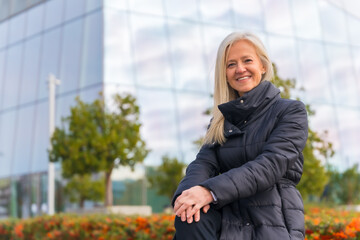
left=49, top=93, right=149, bottom=206
left=147, top=156, right=186, bottom=200
left=64, top=174, right=104, bottom=208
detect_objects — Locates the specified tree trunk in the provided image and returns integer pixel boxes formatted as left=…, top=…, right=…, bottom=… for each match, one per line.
left=80, top=197, right=85, bottom=209
left=105, top=169, right=113, bottom=206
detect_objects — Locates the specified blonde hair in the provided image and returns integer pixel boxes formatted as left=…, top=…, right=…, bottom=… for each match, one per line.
left=203, top=32, right=274, bottom=145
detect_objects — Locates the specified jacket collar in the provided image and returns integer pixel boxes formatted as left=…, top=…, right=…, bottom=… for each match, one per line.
left=218, top=81, right=280, bottom=129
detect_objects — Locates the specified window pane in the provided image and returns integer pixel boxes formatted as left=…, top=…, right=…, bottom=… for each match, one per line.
left=348, top=17, right=360, bottom=46
left=232, top=0, right=264, bottom=30
left=58, top=19, right=83, bottom=95
left=0, top=50, right=5, bottom=108
left=0, top=0, right=10, bottom=21
left=168, top=20, right=207, bottom=91
left=55, top=94, right=77, bottom=127
left=163, top=0, right=198, bottom=21
left=263, top=0, right=293, bottom=35
left=291, top=0, right=321, bottom=40
left=64, top=0, right=86, bottom=21
left=138, top=89, right=178, bottom=165
left=2, top=45, right=22, bottom=109
left=26, top=3, right=44, bottom=38
left=0, top=22, right=8, bottom=48
left=38, top=28, right=61, bottom=100
left=298, top=40, right=332, bottom=103
left=128, top=0, right=164, bottom=16
left=80, top=12, right=103, bottom=88
left=31, top=102, right=49, bottom=173
left=0, top=111, right=16, bottom=178
left=12, top=106, right=35, bottom=175
left=10, top=0, right=26, bottom=15
left=198, top=0, right=232, bottom=26
left=8, top=14, right=26, bottom=44
left=19, top=36, right=41, bottom=105
left=85, top=0, right=102, bottom=12
left=319, top=1, right=348, bottom=44
left=103, top=0, right=127, bottom=10
left=104, top=10, right=134, bottom=85
left=44, top=0, right=64, bottom=30
left=131, top=15, right=172, bottom=88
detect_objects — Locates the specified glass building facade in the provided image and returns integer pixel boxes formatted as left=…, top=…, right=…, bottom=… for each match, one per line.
left=0, top=0, right=359, bottom=217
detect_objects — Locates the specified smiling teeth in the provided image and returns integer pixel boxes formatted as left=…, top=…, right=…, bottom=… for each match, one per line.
left=237, top=76, right=250, bottom=80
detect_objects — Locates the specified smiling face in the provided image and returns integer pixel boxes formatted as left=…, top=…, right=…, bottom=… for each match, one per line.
left=225, top=39, right=266, bottom=96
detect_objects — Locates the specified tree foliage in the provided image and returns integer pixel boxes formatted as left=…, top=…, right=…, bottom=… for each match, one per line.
left=147, top=156, right=186, bottom=200
left=49, top=93, right=149, bottom=206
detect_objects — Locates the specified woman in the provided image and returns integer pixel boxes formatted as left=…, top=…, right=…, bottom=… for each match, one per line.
left=172, top=32, right=308, bottom=240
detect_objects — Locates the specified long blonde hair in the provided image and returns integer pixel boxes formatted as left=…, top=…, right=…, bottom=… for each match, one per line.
left=203, top=32, right=274, bottom=145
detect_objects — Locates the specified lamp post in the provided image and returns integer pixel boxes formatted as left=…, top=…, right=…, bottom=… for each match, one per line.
left=48, top=74, right=60, bottom=215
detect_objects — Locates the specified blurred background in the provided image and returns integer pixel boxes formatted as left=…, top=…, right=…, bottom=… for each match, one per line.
left=0, top=0, right=359, bottom=218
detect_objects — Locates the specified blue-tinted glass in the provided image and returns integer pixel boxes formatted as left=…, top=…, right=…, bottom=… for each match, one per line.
left=55, top=93, right=77, bottom=127
left=2, top=44, right=22, bottom=109
left=103, top=0, right=127, bottom=10
left=104, top=10, right=134, bottom=85
left=8, top=14, right=26, bottom=44
left=263, top=0, right=293, bottom=36
left=80, top=11, right=103, bottom=88
left=38, top=28, right=61, bottom=100
left=79, top=85, right=102, bottom=104
left=198, top=0, right=232, bottom=26
left=354, top=47, right=360, bottom=94
left=85, top=0, right=102, bottom=12
left=44, top=0, right=64, bottom=30
left=26, top=3, right=44, bottom=38
left=31, top=102, right=48, bottom=173
left=131, top=14, right=172, bottom=88
left=233, top=0, right=264, bottom=30
left=167, top=20, right=207, bottom=91
left=0, top=110, right=16, bottom=178
left=163, top=0, right=198, bottom=21
left=12, top=106, right=35, bottom=175
left=129, top=0, right=164, bottom=16
left=58, top=19, right=83, bottom=95
left=319, top=1, right=348, bottom=44
left=19, top=36, right=41, bottom=105
left=0, top=22, right=8, bottom=48
left=348, top=16, right=360, bottom=46
left=0, top=0, right=10, bottom=21
left=298, top=40, right=332, bottom=103
left=137, top=89, right=178, bottom=165
left=0, top=50, right=5, bottom=108
left=291, top=0, right=321, bottom=40
left=64, top=0, right=86, bottom=21
left=343, top=0, right=360, bottom=20
left=326, top=44, right=359, bottom=107
left=10, top=0, right=26, bottom=15
left=176, top=92, right=211, bottom=163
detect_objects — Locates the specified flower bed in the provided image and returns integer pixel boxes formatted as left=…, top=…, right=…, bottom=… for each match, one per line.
left=0, top=207, right=359, bottom=240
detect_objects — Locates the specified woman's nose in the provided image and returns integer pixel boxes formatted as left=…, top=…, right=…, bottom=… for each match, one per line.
left=235, top=64, right=246, bottom=73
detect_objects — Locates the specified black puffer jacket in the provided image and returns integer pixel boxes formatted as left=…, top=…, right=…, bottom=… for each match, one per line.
left=173, top=81, right=308, bottom=240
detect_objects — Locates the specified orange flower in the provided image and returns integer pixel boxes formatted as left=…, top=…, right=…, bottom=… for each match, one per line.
left=14, top=223, right=24, bottom=238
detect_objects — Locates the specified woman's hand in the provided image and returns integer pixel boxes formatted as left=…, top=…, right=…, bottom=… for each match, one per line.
left=173, top=186, right=214, bottom=223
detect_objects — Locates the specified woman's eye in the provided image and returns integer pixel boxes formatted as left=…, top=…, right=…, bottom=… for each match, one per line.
left=227, top=63, right=235, bottom=68
left=245, top=59, right=252, bottom=63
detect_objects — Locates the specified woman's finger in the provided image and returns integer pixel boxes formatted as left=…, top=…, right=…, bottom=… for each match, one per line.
left=203, top=204, right=210, bottom=213
left=194, top=210, right=201, bottom=222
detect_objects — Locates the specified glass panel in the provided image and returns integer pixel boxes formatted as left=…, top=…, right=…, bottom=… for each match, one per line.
left=44, top=0, right=64, bottom=30
left=343, top=0, right=360, bottom=19
left=354, top=47, right=360, bottom=95
left=128, top=0, right=164, bottom=16
left=198, top=0, right=232, bottom=26
left=0, top=110, right=16, bottom=178
left=25, top=3, right=44, bottom=38
left=19, top=36, right=41, bottom=105
left=38, top=28, right=61, bottom=100
left=55, top=93, right=77, bottom=127
left=64, top=0, right=86, bottom=21
left=176, top=92, right=212, bottom=164
left=297, top=40, right=332, bottom=103
left=0, top=50, right=5, bottom=108
left=163, top=0, right=198, bottom=21
left=131, top=14, right=172, bottom=88
left=104, top=10, right=134, bottom=85
left=79, top=11, right=103, bottom=88
left=291, top=0, right=321, bottom=40
left=103, top=0, right=127, bottom=10
left=232, top=0, right=264, bottom=31
left=79, top=85, right=102, bottom=104
left=137, top=89, right=179, bottom=165
left=326, top=44, right=359, bottom=107
left=12, top=106, right=35, bottom=176
left=8, top=14, right=26, bottom=44
left=10, top=0, right=26, bottom=15
left=85, top=0, right=102, bottom=12
left=337, top=108, right=360, bottom=169
left=318, top=1, right=347, bottom=44
left=0, top=22, right=8, bottom=49
left=348, top=17, right=360, bottom=46
left=2, top=44, right=22, bottom=109
left=58, top=19, right=83, bottom=95
left=263, top=0, right=293, bottom=35
left=167, top=20, right=207, bottom=91
left=0, top=0, right=10, bottom=21
left=31, top=102, right=49, bottom=173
